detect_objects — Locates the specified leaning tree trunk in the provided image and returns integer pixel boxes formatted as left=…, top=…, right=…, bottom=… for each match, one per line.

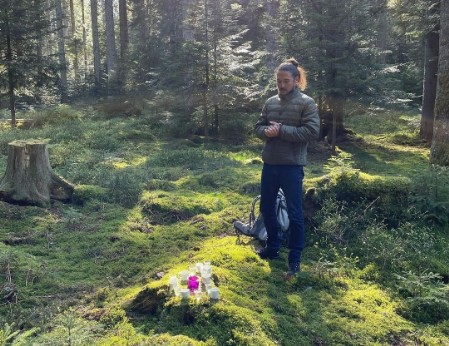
left=0, top=141, right=74, bottom=207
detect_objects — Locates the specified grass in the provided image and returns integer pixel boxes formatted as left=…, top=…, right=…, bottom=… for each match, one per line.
left=0, top=103, right=449, bottom=345
left=343, top=109, right=429, bottom=177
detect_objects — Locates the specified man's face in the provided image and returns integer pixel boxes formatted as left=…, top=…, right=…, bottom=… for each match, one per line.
left=277, top=71, right=297, bottom=95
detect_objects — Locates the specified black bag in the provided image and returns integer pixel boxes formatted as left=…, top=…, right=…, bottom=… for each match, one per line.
left=234, top=190, right=289, bottom=243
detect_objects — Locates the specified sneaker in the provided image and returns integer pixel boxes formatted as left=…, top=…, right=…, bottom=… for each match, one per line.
left=257, top=248, right=280, bottom=260
left=285, top=262, right=300, bottom=279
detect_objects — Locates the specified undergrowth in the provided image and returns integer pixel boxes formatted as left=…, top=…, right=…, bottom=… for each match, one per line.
left=0, top=104, right=448, bottom=345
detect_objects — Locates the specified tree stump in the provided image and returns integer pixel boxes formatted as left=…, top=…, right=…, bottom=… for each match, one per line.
left=0, top=140, right=74, bottom=207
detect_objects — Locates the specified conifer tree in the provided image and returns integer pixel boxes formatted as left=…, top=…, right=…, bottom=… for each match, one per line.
left=279, top=0, right=389, bottom=146
left=159, top=0, right=257, bottom=137
left=0, top=0, right=55, bottom=125
left=128, top=0, right=161, bottom=87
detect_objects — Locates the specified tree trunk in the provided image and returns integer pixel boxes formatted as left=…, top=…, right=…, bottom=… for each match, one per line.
left=203, top=0, right=210, bottom=137
left=430, top=0, right=449, bottom=166
left=265, top=0, right=280, bottom=70
left=420, top=29, right=439, bottom=144
left=119, top=0, right=129, bottom=60
left=105, top=0, right=117, bottom=92
left=5, top=15, right=16, bottom=128
left=0, top=141, right=74, bottom=207
left=55, top=0, right=68, bottom=103
left=376, top=5, right=390, bottom=64
left=324, top=0, right=347, bottom=143
left=69, top=0, right=79, bottom=87
left=91, top=0, right=101, bottom=91
left=118, top=0, right=129, bottom=91
left=81, top=0, right=88, bottom=82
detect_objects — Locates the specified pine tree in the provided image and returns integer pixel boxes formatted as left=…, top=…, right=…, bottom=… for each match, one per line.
left=0, top=0, right=56, bottom=125
left=278, top=0, right=390, bottom=147
left=157, top=0, right=258, bottom=137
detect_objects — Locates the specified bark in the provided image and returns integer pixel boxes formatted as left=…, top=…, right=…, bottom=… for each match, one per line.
left=119, top=0, right=129, bottom=60
left=69, top=0, right=79, bottom=85
left=322, top=96, right=345, bottom=154
left=323, top=0, right=347, bottom=147
left=69, top=0, right=75, bottom=35
left=212, top=44, right=219, bottom=135
left=0, top=141, right=74, bottom=207
left=91, top=0, right=101, bottom=90
left=105, top=0, right=117, bottom=90
left=203, top=0, right=210, bottom=137
left=118, top=0, right=129, bottom=91
left=55, top=0, right=68, bottom=102
left=81, top=0, right=88, bottom=80
left=265, top=0, right=280, bottom=70
left=430, top=0, right=449, bottom=166
left=133, top=0, right=149, bottom=43
left=376, top=6, right=390, bottom=64
left=420, top=30, right=439, bottom=144
left=180, top=0, right=195, bottom=41
left=5, top=14, right=16, bottom=127
left=34, top=0, right=44, bottom=103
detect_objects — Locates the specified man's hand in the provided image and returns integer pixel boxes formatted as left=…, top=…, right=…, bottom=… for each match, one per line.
left=264, top=121, right=282, bottom=137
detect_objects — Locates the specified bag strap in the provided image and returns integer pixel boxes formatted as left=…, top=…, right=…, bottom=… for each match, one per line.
left=249, top=195, right=261, bottom=228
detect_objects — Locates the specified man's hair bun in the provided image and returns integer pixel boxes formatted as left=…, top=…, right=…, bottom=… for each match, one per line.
left=286, top=58, right=299, bottom=67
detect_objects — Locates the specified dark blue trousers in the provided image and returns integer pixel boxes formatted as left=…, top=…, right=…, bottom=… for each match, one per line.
left=260, top=163, right=305, bottom=265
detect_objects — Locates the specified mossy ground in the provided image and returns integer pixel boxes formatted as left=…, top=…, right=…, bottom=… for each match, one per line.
left=1, top=105, right=449, bottom=345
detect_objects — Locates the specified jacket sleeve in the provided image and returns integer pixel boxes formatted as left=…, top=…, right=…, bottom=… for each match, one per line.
left=278, top=98, right=320, bottom=142
left=254, top=103, right=270, bottom=140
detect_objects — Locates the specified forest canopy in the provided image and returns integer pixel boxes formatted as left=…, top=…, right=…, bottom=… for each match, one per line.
left=0, top=0, right=441, bottom=139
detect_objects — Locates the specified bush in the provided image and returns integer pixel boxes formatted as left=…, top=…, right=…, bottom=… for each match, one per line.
left=104, top=169, right=146, bottom=208
left=85, top=129, right=121, bottom=152
left=94, top=97, right=145, bottom=119
left=31, top=104, right=83, bottom=127
left=73, top=185, right=109, bottom=205
left=219, top=112, right=255, bottom=142
left=410, top=165, right=449, bottom=226
left=316, top=171, right=412, bottom=227
left=396, top=271, right=449, bottom=324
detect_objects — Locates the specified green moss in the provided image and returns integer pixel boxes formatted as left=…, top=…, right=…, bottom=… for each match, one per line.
left=73, top=184, right=109, bottom=204
left=309, top=171, right=412, bottom=231
left=1, top=104, right=449, bottom=345
left=324, top=280, right=412, bottom=344
left=139, top=190, right=227, bottom=225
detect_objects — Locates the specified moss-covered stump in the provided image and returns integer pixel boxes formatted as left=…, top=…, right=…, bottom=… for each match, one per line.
left=0, top=140, right=74, bottom=207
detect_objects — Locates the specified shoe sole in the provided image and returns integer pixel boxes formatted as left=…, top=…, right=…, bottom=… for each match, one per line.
left=257, top=248, right=280, bottom=260
left=258, top=253, right=280, bottom=260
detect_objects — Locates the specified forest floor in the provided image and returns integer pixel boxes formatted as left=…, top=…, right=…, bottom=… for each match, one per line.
left=1, top=103, right=449, bottom=345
